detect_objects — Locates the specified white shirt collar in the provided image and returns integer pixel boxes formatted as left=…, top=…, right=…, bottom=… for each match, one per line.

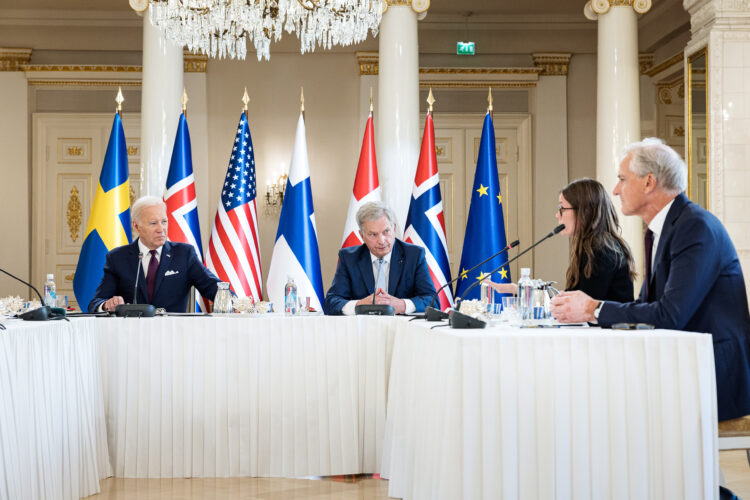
left=647, top=198, right=676, bottom=238
left=370, top=250, right=392, bottom=264
left=137, top=239, right=163, bottom=258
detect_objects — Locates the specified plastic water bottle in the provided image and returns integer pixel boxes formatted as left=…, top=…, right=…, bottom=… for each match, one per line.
left=43, top=273, right=57, bottom=307
left=518, top=268, right=533, bottom=321
left=284, top=276, right=298, bottom=315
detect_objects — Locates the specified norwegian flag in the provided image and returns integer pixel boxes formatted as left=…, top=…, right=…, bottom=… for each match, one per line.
left=205, top=111, right=263, bottom=301
left=164, top=112, right=206, bottom=311
left=341, top=112, right=381, bottom=248
left=404, top=112, right=454, bottom=311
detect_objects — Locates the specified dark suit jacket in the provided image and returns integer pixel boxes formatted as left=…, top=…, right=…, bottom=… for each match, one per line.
left=599, top=193, right=750, bottom=421
left=323, top=239, right=435, bottom=315
left=88, top=239, right=220, bottom=313
left=570, top=245, right=634, bottom=302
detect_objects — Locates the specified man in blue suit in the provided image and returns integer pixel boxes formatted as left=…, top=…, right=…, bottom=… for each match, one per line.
left=552, top=138, right=750, bottom=422
left=88, top=196, right=220, bottom=313
left=324, top=201, right=435, bottom=315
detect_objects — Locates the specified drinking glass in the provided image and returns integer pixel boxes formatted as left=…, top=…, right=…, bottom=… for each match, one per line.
left=213, top=282, right=233, bottom=314
left=502, top=296, right=519, bottom=323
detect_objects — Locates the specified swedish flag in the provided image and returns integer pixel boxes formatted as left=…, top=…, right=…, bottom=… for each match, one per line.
left=73, top=113, right=132, bottom=309
left=455, top=112, right=511, bottom=301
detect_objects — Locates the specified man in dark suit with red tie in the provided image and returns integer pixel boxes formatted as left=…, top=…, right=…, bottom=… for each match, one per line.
left=551, top=138, right=750, bottom=424
left=88, top=196, right=220, bottom=313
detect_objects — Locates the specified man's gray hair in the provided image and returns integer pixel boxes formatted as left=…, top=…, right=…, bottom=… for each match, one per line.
left=620, top=137, right=687, bottom=195
left=132, top=196, right=166, bottom=224
left=356, top=201, right=396, bottom=232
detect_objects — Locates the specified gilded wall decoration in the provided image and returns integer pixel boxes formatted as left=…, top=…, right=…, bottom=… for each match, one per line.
left=0, top=48, right=32, bottom=71
left=67, top=186, right=82, bottom=243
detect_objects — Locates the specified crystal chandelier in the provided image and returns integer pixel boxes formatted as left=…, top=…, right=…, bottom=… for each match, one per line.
left=149, top=0, right=385, bottom=61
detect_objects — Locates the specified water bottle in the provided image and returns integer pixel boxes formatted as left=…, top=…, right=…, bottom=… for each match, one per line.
left=43, top=273, right=57, bottom=307
left=284, top=276, right=298, bottom=315
left=518, top=268, right=533, bottom=321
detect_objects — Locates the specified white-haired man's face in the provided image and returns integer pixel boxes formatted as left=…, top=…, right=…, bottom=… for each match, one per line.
left=360, top=216, right=395, bottom=259
left=133, top=204, right=168, bottom=250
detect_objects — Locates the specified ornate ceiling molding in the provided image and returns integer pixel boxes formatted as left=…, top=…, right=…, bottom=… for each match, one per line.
left=356, top=51, right=379, bottom=76
left=184, top=52, right=208, bottom=73
left=639, top=53, right=654, bottom=75
left=644, top=52, right=684, bottom=78
left=532, top=53, right=572, bottom=76
left=0, top=48, right=32, bottom=71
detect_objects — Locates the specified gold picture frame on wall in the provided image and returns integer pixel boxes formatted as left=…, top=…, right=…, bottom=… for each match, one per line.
left=687, top=47, right=708, bottom=209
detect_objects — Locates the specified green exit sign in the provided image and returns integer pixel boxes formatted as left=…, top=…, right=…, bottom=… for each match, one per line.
left=457, top=41, right=475, bottom=56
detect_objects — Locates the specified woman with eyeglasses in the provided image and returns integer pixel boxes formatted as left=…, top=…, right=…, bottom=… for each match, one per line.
left=489, top=178, right=635, bottom=301
left=554, top=177, right=635, bottom=301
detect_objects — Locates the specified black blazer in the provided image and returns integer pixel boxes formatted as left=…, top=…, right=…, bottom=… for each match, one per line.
left=569, top=246, right=634, bottom=302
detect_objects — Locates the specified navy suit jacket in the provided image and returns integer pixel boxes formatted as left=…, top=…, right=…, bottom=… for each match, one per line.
left=599, top=193, right=750, bottom=421
left=88, top=239, right=220, bottom=313
left=323, top=239, right=435, bottom=315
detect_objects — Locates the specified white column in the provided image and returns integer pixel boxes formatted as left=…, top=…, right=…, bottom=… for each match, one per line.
left=684, top=0, right=750, bottom=296
left=585, top=0, right=652, bottom=291
left=140, top=16, right=183, bottom=197
left=377, top=2, right=423, bottom=232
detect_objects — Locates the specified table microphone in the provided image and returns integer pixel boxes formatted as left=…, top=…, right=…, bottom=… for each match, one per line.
left=0, top=267, right=56, bottom=321
left=415, top=239, right=520, bottom=321
left=114, top=251, right=155, bottom=318
left=449, top=224, right=565, bottom=329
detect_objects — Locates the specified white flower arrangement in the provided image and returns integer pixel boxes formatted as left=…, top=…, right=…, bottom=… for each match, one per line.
left=232, top=296, right=272, bottom=314
left=456, top=299, right=489, bottom=320
left=0, top=296, right=41, bottom=316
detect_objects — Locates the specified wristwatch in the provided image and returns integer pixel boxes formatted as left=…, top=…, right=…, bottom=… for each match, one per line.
left=593, top=301, right=604, bottom=320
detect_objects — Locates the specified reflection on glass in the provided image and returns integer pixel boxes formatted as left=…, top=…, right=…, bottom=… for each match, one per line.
left=687, top=49, right=708, bottom=209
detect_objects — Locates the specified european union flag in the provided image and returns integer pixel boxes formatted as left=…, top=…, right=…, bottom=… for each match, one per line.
left=73, top=113, right=132, bottom=310
left=455, top=112, right=511, bottom=301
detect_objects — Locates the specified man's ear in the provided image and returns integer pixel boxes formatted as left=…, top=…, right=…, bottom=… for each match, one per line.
left=643, top=173, right=657, bottom=194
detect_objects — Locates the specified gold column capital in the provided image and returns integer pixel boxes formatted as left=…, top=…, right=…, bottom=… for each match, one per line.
left=639, top=53, right=654, bottom=74
left=183, top=50, right=207, bottom=73
left=356, top=51, right=379, bottom=76
left=384, top=0, right=430, bottom=14
left=532, top=53, right=572, bottom=76
left=0, top=48, right=32, bottom=71
left=586, top=0, right=652, bottom=18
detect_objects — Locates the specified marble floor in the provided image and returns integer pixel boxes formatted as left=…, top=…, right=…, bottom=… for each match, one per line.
left=88, top=451, right=750, bottom=499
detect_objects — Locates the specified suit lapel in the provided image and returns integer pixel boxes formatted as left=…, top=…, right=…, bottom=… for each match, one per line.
left=151, top=241, right=172, bottom=302
left=358, top=245, right=376, bottom=295
left=131, top=239, right=149, bottom=304
left=389, top=240, right=404, bottom=295
left=650, top=193, right=689, bottom=297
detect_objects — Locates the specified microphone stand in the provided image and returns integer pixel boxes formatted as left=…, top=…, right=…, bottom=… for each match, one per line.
left=415, top=239, right=520, bottom=322
left=114, top=251, right=156, bottom=318
left=0, top=267, right=60, bottom=321
left=449, top=224, right=565, bottom=329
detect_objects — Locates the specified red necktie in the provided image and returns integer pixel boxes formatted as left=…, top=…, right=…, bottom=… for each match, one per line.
left=644, top=229, right=654, bottom=301
left=146, top=249, right=159, bottom=303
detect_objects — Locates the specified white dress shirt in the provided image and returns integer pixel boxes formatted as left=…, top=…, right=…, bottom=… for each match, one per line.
left=138, top=239, right=163, bottom=275
left=341, top=250, right=416, bottom=315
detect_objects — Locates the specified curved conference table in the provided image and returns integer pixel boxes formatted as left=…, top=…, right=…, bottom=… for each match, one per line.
left=0, top=315, right=719, bottom=500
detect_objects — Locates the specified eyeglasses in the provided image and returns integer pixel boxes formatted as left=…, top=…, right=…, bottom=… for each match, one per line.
left=557, top=204, right=575, bottom=216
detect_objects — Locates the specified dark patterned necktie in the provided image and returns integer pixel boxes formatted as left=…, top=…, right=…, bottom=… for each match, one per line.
left=644, top=229, right=654, bottom=301
left=146, top=249, right=159, bottom=303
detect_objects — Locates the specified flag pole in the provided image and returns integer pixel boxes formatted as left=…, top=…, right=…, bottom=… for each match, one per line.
left=300, top=87, right=305, bottom=121
left=369, top=87, right=373, bottom=114
left=115, top=86, right=124, bottom=116
left=427, top=87, right=435, bottom=115
left=181, top=88, right=189, bottom=118
left=242, top=87, right=250, bottom=115
left=487, top=87, right=493, bottom=119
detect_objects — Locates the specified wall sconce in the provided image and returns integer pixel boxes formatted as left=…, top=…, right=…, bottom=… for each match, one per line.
left=265, top=171, right=287, bottom=214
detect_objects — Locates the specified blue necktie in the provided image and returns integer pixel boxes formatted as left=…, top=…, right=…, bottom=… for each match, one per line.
left=375, top=258, right=386, bottom=293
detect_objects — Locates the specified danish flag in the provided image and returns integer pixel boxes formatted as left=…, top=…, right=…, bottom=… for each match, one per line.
left=404, top=112, right=454, bottom=311
left=340, top=113, right=381, bottom=249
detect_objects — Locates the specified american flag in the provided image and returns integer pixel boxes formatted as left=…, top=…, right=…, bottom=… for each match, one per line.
left=205, top=112, right=263, bottom=301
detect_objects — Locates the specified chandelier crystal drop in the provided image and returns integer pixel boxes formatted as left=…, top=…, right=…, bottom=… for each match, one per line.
left=149, top=0, right=385, bottom=61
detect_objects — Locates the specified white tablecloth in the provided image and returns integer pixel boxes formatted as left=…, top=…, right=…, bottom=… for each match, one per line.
left=96, top=315, right=398, bottom=478
left=381, top=321, right=719, bottom=500
left=0, top=319, right=110, bottom=500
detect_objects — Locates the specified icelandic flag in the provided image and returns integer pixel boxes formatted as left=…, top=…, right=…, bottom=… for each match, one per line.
left=341, top=112, right=381, bottom=249
left=164, top=112, right=205, bottom=311
left=266, top=113, right=325, bottom=311
left=73, top=112, right=132, bottom=310
left=404, top=112, right=453, bottom=311
left=455, top=112, right=511, bottom=301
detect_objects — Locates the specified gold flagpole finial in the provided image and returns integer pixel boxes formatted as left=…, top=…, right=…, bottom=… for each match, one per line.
left=369, top=87, right=373, bottom=113
left=487, top=87, right=493, bottom=114
left=115, top=87, right=124, bottom=114
left=242, top=87, right=250, bottom=112
left=427, top=88, right=435, bottom=113
left=181, top=88, right=189, bottom=114
left=300, top=87, right=305, bottom=113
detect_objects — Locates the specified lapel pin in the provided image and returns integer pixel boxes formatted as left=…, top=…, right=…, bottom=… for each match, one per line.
left=166, top=254, right=171, bottom=258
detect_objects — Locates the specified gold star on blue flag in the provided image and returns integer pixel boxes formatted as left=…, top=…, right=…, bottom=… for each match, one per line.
left=455, top=112, right=511, bottom=301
